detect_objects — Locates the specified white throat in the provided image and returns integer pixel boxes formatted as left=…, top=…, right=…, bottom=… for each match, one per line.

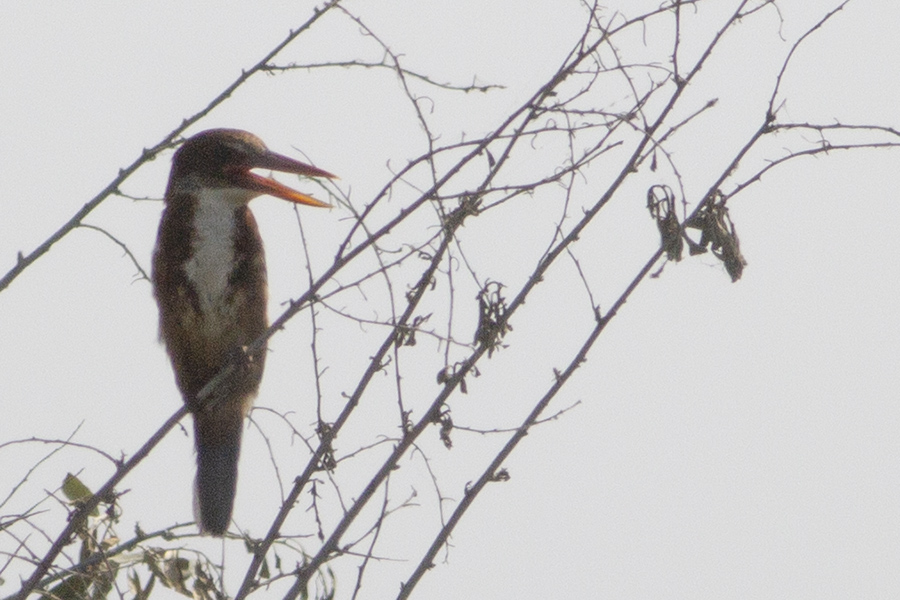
left=183, top=188, right=254, bottom=318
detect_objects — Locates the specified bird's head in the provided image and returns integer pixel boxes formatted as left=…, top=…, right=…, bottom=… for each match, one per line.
left=166, top=129, right=335, bottom=207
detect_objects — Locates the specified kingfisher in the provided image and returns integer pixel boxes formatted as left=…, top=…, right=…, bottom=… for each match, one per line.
left=152, top=129, right=334, bottom=535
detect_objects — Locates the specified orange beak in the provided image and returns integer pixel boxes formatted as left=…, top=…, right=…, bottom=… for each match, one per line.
left=233, top=151, right=336, bottom=208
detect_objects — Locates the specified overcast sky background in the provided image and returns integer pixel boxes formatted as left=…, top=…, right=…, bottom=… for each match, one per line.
left=2, top=1, right=900, bottom=598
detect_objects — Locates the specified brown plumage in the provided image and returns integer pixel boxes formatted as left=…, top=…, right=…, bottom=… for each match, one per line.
left=152, top=129, right=333, bottom=535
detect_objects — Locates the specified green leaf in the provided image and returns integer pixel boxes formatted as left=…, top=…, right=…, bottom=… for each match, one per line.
left=47, top=573, right=88, bottom=600
left=62, top=473, right=99, bottom=517
left=62, top=473, right=92, bottom=503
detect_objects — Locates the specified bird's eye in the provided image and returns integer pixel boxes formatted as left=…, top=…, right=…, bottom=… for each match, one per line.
left=222, top=164, right=244, bottom=177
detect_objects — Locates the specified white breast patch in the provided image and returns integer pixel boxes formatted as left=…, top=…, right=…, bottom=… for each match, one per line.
left=181, top=188, right=257, bottom=334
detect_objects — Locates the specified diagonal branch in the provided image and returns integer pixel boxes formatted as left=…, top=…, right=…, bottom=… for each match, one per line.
left=0, top=0, right=343, bottom=296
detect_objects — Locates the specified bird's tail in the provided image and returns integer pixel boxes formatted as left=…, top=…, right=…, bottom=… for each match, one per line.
left=193, top=408, right=244, bottom=536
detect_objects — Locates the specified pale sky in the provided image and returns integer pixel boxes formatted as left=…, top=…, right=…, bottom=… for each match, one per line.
left=2, top=1, right=900, bottom=599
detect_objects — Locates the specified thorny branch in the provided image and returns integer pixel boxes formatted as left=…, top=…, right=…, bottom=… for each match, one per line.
left=0, top=0, right=344, bottom=296
left=5, top=1, right=900, bottom=599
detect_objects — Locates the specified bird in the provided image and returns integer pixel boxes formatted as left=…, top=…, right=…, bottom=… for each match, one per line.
left=151, top=129, right=334, bottom=535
